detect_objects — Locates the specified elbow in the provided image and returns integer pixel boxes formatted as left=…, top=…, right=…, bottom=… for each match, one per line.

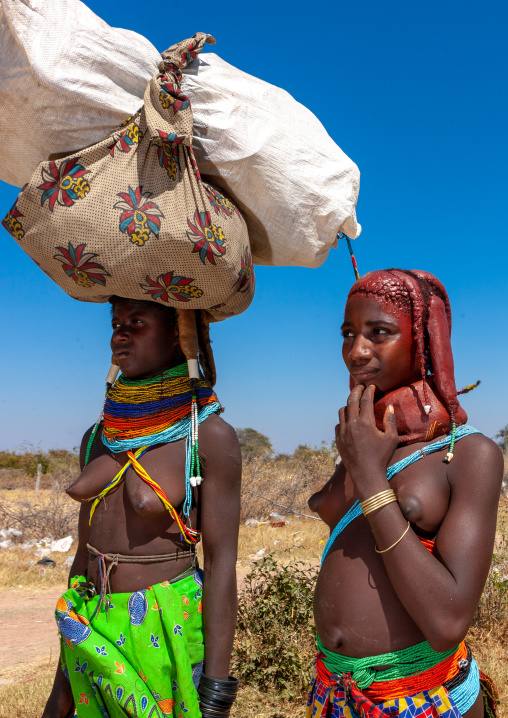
left=425, top=616, right=468, bottom=654
left=203, top=548, right=238, bottom=575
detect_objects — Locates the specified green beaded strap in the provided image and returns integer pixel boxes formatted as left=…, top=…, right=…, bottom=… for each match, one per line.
left=118, top=363, right=187, bottom=387
left=84, top=421, right=102, bottom=467
left=317, top=636, right=459, bottom=689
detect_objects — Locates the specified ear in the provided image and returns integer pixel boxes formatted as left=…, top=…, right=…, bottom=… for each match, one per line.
left=426, top=295, right=459, bottom=419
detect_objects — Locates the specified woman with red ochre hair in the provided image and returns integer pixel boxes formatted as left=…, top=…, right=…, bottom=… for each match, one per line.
left=307, top=270, right=503, bottom=718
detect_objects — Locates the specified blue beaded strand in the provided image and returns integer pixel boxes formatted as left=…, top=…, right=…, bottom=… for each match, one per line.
left=449, top=657, right=480, bottom=715
left=320, top=425, right=480, bottom=564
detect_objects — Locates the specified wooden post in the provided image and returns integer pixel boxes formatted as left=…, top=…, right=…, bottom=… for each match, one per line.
left=35, top=463, right=42, bottom=491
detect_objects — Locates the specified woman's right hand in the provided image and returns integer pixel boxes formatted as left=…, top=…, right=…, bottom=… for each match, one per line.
left=336, top=384, right=399, bottom=500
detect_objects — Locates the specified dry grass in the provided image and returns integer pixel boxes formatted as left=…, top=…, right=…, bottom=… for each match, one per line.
left=0, top=661, right=56, bottom=718
left=236, top=518, right=328, bottom=564
left=0, top=461, right=507, bottom=716
left=0, top=661, right=298, bottom=718
left=0, top=546, right=70, bottom=589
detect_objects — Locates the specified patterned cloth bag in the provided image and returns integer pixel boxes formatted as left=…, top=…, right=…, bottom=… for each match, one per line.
left=2, top=33, right=254, bottom=321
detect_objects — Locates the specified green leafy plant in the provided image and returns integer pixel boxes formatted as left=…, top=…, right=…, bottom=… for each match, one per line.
left=232, top=552, right=317, bottom=698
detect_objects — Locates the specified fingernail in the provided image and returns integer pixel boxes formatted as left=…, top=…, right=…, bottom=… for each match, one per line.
left=389, top=405, right=394, bottom=413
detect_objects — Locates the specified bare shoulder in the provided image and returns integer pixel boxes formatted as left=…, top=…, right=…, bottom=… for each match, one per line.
left=198, top=413, right=242, bottom=469
left=449, top=432, right=504, bottom=496
left=199, top=413, right=240, bottom=449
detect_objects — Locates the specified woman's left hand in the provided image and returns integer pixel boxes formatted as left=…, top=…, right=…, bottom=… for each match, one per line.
left=336, top=384, right=399, bottom=499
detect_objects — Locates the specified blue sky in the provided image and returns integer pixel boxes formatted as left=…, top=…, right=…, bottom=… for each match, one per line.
left=2, top=0, right=507, bottom=454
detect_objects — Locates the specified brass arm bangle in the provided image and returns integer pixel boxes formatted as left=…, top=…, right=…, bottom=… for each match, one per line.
left=360, top=489, right=397, bottom=516
left=375, top=521, right=411, bottom=554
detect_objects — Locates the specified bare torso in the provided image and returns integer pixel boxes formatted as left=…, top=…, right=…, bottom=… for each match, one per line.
left=310, top=433, right=498, bottom=718
left=311, top=439, right=449, bottom=657
left=68, top=427, right=201, bottom=592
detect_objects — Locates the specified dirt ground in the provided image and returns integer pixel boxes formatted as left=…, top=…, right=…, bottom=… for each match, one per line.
left=0, top=585, right=66, bottom=685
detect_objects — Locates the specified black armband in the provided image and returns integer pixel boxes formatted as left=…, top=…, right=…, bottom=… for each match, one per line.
left=198, top=673, right=239, bottom=717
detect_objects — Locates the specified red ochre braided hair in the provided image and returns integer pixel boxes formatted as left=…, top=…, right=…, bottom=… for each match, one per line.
left=347, top=269, right=462, bottom=430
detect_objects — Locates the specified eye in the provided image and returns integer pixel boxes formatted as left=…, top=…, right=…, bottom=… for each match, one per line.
left=341, top=329, right=355, bottom=338
left=372, top=327, right=395, bottom=339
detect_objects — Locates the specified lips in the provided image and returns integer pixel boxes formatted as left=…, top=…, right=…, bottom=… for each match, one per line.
left=114, top=349, right=130, bottom=360
left=350, top=367, right=379, bottom=381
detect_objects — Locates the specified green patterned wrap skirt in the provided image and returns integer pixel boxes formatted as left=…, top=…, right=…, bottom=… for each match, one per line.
left=55, top=569, right=204, bottom=717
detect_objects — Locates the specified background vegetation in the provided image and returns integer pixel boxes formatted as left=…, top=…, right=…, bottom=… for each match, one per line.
left=0, top=429, right=506, bottom=717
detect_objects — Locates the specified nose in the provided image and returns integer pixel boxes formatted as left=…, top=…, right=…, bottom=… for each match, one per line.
left=111, top=323, right=130, bottom=346
left=349, top=334, right=373, bottom=363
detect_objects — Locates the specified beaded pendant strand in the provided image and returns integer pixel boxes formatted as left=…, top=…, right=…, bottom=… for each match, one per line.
left=85, top=362, right=220, bottom=541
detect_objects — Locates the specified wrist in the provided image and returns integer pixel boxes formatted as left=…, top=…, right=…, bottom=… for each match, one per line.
left=350, top=470, right=390, bottom=502
left=198, top=673, right=239, bottom=718
left=360, top=488, right=397, bottom=516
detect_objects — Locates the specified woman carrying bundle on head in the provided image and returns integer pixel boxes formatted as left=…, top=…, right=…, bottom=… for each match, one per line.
left=42, top=298, right=241, bottom=718
left=307, top=270, right=503, bottom=718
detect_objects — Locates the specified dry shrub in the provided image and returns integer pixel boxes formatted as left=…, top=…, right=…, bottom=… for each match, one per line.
left=241, top=447, right=335, bottom=521
left=231, top=684, right=298, bottom=718
left=0, top=485, right=79, bottom=542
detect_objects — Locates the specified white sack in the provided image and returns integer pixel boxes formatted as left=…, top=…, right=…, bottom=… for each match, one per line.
left=181, top=54, right=360, bottom=267
left=0, top=0, right=361, bottom=268
left=0, top=0, right=160, bottom=187
left=50, top=535, right=73, bottom=552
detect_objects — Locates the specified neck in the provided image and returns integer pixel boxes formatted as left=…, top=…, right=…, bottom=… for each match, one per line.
left=120, top=362, right=188, bottom=384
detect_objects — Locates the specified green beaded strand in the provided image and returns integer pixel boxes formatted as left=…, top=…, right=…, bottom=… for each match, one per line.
left=445, top=422, right=457, bottom=463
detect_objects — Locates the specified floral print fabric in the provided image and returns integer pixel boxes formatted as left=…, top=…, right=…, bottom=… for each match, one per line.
left=58, top=572, right=204, bottom=717
left=2, top=33, right=254, bottom=322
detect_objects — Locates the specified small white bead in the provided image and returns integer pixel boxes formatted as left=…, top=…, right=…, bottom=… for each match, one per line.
left=190, top=476, right=198, bottom=488
left=195, top=476, right=203, bottom=486
left=424, top=405, right=431, bottom=415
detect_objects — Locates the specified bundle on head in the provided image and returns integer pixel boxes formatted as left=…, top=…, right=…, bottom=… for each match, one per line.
left=347, top=269, right=460, bottom=427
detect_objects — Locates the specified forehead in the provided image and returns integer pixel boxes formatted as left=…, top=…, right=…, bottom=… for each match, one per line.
left=343, top=294, right=412, bottom=327
left=111, top=298, right=164, bottom=319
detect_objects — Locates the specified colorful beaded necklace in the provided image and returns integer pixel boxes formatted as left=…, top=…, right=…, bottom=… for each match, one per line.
left=85, top=363, right=221, bottom=544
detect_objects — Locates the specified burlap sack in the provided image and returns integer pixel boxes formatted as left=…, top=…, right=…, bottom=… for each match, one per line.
left=1, top=33, right=254, bottom=321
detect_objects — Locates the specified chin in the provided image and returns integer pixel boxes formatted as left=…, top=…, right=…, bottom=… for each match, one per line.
left=116, top=363, right=139, bottom=378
